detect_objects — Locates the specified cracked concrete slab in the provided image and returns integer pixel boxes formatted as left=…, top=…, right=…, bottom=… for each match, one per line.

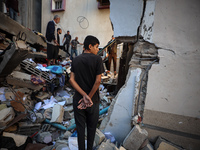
left=103, top=68, right=142, bottom=144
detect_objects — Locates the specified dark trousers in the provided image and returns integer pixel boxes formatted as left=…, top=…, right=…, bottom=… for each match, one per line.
left=73, top=95, right=99, bottom=150
left=63, top=43, right=70, bottom=56
left=108, top=53, right=117, bottom=71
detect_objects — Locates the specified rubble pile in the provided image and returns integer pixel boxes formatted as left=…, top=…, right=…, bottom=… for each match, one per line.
left=0, top=21, right=184, bottom=150
left=0, top=32, right=118, bottom=149
left=0, top=57, right=184, bottom=150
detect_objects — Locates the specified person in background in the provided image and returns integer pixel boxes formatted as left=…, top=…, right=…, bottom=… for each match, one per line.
left=45, top=15, right=60, bottom=66
left=56, top=28, right=62, bottom=64
left=107, top=35, right=117, bottom=75
left=6, top=0, right=19, bottom=21
left=62, top=30, right=71, bottom=56
left=70, top=37, right=83, bottom=60
left=57, top=28, right=62, bottom=47
left=69, top=35, right=104, bottom=150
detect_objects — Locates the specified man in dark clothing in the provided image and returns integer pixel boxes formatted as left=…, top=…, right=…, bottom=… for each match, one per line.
left=6, top=0, right=19, bottom=21
left=62, top=30, right=71, bottom=56
left=70, top=37, right=83, bottom=60
left=57, top=28, right=62, bottom=46
left=69, top=35, right=104, bottom=150
left=107, top=35, right=117, bottom=75
left=45, top=15, right=60, bottom=66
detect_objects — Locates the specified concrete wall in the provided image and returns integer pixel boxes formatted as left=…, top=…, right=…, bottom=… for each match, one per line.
left=109, top=0, right=143, bottom=38
left=145, top=0, right=200, bottom=119
left=142, top=0, right=200, bottom=148
left=108, top=0, right=200, bottom=148
left=41, top=0, right=113, bottom=54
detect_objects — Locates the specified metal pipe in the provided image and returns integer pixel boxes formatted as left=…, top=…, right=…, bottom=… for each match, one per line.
left=44, top=106, right=110, bottom=131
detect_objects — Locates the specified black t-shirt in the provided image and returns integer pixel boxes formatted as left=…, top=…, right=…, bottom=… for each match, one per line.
left=64, top=34, right=71, bottom=44
left=71, top=53, right=104, bottom=101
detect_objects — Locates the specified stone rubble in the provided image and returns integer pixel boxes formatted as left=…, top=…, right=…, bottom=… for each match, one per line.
left=0, top=23, right=184, bottom=150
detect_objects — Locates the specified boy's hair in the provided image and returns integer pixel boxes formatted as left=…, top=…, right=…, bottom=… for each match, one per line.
left=57, top=28, right=61, bottom=32
left=84, top=35, right=100, bottom=50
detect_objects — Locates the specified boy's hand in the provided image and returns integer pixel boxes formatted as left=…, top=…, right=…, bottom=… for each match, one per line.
left=77, top=95, right=93, bottom=109
left=77, top=99, right=87, bottom=109
left=83, top=95, right=93, bottom=107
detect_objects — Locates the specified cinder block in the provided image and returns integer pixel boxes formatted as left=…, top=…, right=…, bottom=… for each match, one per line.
left=18, top=122, right=41, bottom=136
left=123, top=125, right=148, bottom=150
left=154, top=136, right=184, bottom=150
left=94, top=128, right=105, bottom=145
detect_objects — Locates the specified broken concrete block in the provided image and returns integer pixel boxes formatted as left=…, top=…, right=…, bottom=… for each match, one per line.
left=36, top=132, right=52, bottom=144
left=0, top=107, right=15, bottom=129
left=6, top=75, right=43, bottom=90
left=3, top=132, right=28, bottom=147
left=103, top=68, right=142, bottom=143
left=98, top=139, right=118, bottom=150
left=50, top=104, right=64, bottom=123
left=154, top=136, right=184, bottom=150
left=11, top=71, right=31, bottom=81
left=18, top=122, right=41, bottom=136
left=95, top=128, right=106, bottom=145
left=123, top=125, right=148, bottom=150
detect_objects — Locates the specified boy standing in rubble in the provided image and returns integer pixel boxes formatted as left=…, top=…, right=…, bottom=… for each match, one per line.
left=69, top=35, right=104, bottom=150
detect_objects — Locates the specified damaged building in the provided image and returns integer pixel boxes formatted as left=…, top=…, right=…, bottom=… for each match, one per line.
left=0, top=0, right=200, bottom=150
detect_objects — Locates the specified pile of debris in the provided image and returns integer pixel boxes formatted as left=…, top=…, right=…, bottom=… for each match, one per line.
left=0, top=13, right=185, bottom=149
left=0, top=30, right=118, bottom=150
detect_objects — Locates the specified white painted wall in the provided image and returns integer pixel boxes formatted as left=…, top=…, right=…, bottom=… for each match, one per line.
left=41, top=0, right=113, bottom=55
left=145, top=0, right=200, bottom=118
left=109, top=0, right=143, bottom=37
